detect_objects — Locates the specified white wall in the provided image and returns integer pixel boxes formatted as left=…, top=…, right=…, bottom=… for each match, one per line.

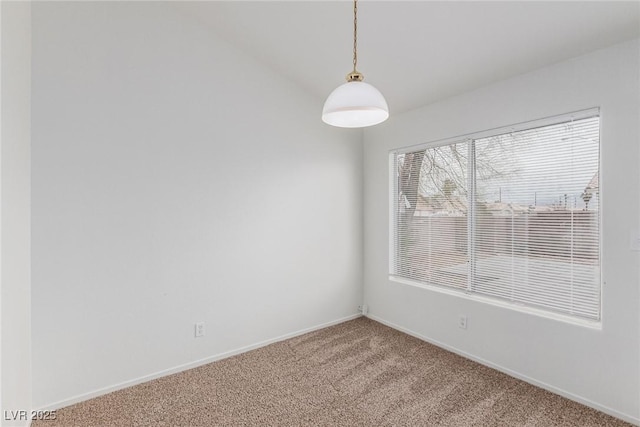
left=363, top=39, right=640, bottom=423
left=31, top=2, right=363, bottom=409
left=1, top=2, right=32, bottom=426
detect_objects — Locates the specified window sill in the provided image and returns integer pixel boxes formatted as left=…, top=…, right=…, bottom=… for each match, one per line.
left=388, top=275, right=603, bottom=330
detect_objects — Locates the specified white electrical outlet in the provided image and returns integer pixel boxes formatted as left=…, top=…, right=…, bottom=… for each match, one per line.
left=458, top=315, right=467, bottom=330
left=358, top=304, right=369, bottom=315
left=195, top=322, right=205, bottom=338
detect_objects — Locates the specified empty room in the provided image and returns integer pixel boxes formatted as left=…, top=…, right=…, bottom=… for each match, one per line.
left=2, top=0, right=639, bottom=426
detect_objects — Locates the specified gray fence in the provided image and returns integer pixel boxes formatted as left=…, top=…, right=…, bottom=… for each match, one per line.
left=408, top=211, right=598, bottom=262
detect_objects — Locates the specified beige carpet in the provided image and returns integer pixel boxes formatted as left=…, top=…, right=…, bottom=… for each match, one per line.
left=34, top=317, right=632, bottom=427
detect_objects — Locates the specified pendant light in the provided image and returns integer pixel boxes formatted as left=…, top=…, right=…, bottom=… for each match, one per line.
left=322, top=0, right=389, bottom=128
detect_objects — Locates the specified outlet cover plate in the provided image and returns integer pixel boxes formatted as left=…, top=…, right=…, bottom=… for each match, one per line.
left=195, top=322, right=205, bottom=338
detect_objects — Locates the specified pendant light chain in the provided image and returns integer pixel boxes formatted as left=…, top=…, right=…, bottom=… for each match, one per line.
left=347, top=0, right=363, bottom=82
left=352, top=0, right=358, bottom=73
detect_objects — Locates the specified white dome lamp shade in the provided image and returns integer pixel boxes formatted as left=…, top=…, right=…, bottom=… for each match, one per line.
left=322, top=73, right=389, bottom=128
left=322, top=0, right=389, bottom=128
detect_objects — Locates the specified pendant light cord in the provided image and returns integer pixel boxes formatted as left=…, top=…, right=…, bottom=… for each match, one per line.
left=352, top=0, right=358, bottom=73
left=346, top=0, right=363, bottom=82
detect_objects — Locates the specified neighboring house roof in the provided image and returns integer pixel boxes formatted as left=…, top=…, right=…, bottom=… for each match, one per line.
left=480, top=202, right=530, bottom=214
left=414, top=196, right=573, bottom=216
left=415, top=195, right=467, bottom=216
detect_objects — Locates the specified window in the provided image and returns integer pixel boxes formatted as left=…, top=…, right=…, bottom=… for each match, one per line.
left=391, top=109, right=600, bottom=321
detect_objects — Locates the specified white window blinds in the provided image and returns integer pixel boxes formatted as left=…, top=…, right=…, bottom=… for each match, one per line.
left=392, top=111, right=601, bottom=321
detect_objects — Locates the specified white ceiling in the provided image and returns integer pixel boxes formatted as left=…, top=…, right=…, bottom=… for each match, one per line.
left=173, top=1, right=640, bottom=114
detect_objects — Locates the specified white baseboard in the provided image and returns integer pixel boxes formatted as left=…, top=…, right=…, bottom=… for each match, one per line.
left=367, top=314, right=639, bottom=426
left=38, top=313, right=362, bottom=412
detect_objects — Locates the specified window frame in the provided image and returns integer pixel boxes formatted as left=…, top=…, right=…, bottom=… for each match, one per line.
left=388, top=107, right=602, bottom=328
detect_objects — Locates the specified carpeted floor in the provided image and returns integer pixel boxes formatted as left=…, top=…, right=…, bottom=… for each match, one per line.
left=34, top=317, right=632, bottom=427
